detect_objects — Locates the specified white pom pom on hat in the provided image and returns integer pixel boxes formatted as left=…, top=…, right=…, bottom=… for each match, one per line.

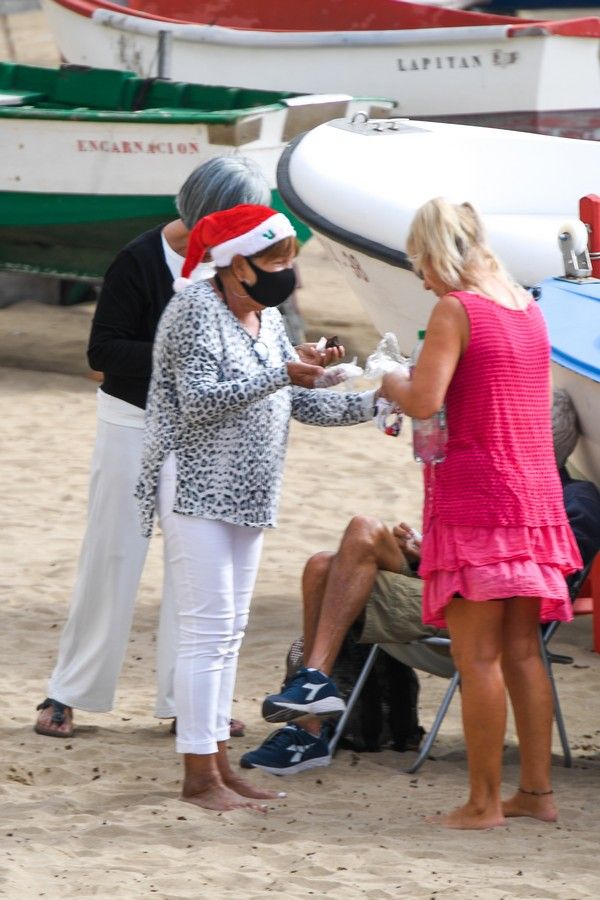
left=177, top=204, right=296, bottom=290
left=173, top=276, right=193, bottom=293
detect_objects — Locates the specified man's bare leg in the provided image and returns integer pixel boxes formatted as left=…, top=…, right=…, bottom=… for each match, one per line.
left=261, top=516, right=407, bottom=728
left=305, top=516, right=406, bottom=675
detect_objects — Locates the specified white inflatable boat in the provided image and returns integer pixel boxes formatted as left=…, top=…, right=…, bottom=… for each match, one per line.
left=278, top=115, right=600, bottom=347
left=278, top=115, right=600, bottom=484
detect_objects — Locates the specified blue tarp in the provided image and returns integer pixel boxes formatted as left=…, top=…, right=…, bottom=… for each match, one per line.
left=536, top=277, right=600, bottom=384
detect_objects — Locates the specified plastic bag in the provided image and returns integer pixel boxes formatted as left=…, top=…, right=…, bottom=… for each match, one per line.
left=314, top=359, right=364, bottom=388
left=364, top=332, right=410, bottom=379
left=365, top=333, right=409, bottom=436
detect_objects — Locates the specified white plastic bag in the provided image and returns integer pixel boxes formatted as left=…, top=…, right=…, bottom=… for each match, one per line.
left=364, top=332, right=410, bottom=379
left=314, top=359, right=364, bottom=388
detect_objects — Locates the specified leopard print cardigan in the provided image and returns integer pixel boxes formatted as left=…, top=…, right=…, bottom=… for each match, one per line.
left=136, top=280, right=375, bottom=536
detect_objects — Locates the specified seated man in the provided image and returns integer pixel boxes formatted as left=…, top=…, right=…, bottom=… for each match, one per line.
left=242, top=515, right=435, bottom=774
left=242, top=390, right=600, bottom=775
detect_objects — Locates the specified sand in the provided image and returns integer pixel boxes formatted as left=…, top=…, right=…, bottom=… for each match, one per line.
left=2, top=8, right=600, bottom=900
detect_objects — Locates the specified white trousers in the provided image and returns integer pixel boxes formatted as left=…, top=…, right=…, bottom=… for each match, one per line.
left=157, top=454, right=263, bottom=755
left=48, top=394, right=178, bottom=717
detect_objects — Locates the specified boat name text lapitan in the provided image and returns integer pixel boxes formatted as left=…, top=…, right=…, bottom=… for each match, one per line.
left=396, top=50, right=518, bottom=72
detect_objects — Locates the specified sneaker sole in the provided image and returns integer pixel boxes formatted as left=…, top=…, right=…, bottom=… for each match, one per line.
left=240, top=755, right=332, bottom=776
left=262, top=696, right=346, bottom=723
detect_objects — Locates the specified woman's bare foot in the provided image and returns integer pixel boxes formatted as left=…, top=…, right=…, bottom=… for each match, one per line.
left=221, top=771, right=286, bottom=801
left=502, top=789, right=557, bottom=822
left=181, top=775, right=268, bottom=813
left=34, top=699, right=73, bottom=738
left=426, top=802, right=506, bottom=830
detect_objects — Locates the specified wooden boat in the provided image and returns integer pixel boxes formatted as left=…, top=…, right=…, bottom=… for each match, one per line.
left=536, top=277, right=600, bottom=487
left=0, top=62, right=388, bottom=280
left=278, top=113, right=600, bottom=484
left=41, top=0, right=600, bottom=139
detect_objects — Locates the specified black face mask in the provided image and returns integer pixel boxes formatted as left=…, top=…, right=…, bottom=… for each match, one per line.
left=243, top=257, right=296, bottom=308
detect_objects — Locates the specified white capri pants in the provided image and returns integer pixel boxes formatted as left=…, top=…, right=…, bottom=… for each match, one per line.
left=48, top=390, right=178, bottom=717
left=157, top=453, right=263, bottom=755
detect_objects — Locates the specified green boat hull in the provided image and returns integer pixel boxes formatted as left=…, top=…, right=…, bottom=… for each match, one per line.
left=0, top=190, right=310, bottom=280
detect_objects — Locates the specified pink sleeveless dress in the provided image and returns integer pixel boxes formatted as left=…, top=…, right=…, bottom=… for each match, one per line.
left=419, top=292, right=582, bottom=627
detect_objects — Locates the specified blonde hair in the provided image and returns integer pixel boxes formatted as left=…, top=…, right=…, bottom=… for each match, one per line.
left=406, top=197, right=507, bottom=290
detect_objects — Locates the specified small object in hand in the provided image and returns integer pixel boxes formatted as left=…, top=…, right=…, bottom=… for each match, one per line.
left=325, top=335, right=341, bottom=349
left=406, top=527, right=422, bottom=554
left=375, top=397, right=403, bottom=436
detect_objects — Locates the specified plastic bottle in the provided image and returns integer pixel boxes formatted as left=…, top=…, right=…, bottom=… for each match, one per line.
left=410, top=329, right=448, bottom=464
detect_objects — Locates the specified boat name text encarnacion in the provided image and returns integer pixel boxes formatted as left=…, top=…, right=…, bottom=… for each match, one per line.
left=396, top=50, right=518, bottom=73
left=76, top=139, right=202, bottom=155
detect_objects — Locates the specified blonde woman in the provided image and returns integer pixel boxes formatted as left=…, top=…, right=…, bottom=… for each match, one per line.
left=381, top=198, right=581, bottom=829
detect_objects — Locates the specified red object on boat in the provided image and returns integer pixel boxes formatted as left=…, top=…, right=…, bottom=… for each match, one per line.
left=579, top=195, right=600, bottom=278
left=46, top=0, right=600, bottom=37
left=128, top=0, right=520, bottom=30
left=54, top=0, right=600, bottom=35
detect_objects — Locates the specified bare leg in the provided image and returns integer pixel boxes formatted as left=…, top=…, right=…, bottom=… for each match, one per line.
left=306, top=516, right=406, bottom=675
left=181, top=751, right=269, bottom=812
left=302, top=551, right=333, bottom=663
left=501, top=598, right=557, bottom=822
left=430, top=598, right=507, bottom=830
left=215, top=742, right=286, bottom=801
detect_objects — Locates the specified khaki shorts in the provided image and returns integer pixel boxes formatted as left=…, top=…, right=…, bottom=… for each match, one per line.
left=359, top=568, right=446, bottom=645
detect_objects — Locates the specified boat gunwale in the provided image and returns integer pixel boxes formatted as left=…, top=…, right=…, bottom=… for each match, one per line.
left=91, top=11, right=600, bottom=47
left=277, top=133, right=413, bottom=273
left=0, top=103, right=282, bottom=124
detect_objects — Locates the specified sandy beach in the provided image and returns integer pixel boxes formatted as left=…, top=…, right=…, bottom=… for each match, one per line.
left=2, top=7, right=600, bottom=899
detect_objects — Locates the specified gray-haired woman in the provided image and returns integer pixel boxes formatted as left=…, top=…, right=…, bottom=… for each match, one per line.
left=34, top=156, right=273, bottom=740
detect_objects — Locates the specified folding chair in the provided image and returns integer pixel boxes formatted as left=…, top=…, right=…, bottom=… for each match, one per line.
left=328, top=566, right=593, bottom=773
left=328, top=635, right=457, bottom=774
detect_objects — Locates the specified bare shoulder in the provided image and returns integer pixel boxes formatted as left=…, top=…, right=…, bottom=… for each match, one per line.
left=430, top=293, right=469, bottom=327
left=425, top=293, right=470, bottom=351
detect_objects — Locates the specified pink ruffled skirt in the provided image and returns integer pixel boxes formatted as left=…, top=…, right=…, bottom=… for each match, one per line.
left=420, top=517, right=582, bottom=628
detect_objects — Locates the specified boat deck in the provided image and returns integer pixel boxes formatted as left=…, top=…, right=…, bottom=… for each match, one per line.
left=0, top=63, right=297, bottom=122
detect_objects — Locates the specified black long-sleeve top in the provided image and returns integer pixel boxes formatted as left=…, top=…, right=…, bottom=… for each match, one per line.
left=87, top=226, right=173, bottom=409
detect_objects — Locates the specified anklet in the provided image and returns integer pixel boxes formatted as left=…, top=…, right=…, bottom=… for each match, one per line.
left=518, top=787, right=553, bottom=796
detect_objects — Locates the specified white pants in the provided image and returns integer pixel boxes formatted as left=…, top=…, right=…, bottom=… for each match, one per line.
left=157, top=454, right=263, bottom=755
left=48, top=392, right=178, bottom=717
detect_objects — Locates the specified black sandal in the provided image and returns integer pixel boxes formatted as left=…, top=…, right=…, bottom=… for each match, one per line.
left=34, top=698, right=74, bottom=738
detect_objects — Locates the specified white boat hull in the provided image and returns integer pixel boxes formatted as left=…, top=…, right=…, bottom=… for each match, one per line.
left=278, top=117, right=600, bottom=485
left=41, top=0, right=600, bottom=125
left=315, top=235, right=434, bottom=353
left=277, top=117, right=600, bottom=350
left=0, top=98, right=378, bottom=196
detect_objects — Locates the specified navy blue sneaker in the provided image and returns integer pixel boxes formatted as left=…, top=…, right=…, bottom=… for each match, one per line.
left=261, top=666, right=345, bottom=723
left=240, top=724, right=331, bottom=775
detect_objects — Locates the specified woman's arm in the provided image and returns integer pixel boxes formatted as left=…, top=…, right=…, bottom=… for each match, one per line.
left=381, top=294, right=468, bottom=418
left=167, top=299, right=325, bottom=424
left=291, top=385, right=376, bottom=427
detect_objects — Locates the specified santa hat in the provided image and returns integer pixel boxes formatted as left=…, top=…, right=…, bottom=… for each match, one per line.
left=173, top=204, right=296, bottom=292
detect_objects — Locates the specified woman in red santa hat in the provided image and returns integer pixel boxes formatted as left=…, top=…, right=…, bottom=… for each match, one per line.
left=135, top=204, right=378, bottom=812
